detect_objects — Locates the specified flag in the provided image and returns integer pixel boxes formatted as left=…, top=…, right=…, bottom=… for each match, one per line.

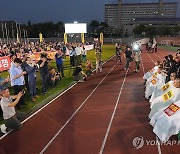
left=100, top=33, right=104, bottom=45
left=81, top=33, right=85, bottom=44
left=64, top=33, right=67, bottom=44
left=39, top=33, right=43, bottom=43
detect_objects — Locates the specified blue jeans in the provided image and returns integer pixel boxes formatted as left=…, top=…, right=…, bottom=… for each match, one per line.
left=125, top=58, right=131, bottom=70
left=28, top=80, right=37, bottom=97
left=57, top=64, right=64, bottom=77
left=40, top=73, right=49, bottom=93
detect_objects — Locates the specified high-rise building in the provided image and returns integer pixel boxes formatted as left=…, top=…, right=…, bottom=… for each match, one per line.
left=105, top=0, right=178, bottom=28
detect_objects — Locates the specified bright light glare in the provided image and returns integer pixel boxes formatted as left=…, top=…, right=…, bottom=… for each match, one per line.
left=133, top=44, right=139, bottom=51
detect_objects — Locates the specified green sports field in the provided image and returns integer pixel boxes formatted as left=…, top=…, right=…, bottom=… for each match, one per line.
left=158, top=45, right=179, bottom=53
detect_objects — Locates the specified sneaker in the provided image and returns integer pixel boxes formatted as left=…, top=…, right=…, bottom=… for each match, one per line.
left=0, top=124, right=7, bottom=134
left=34, top=95, right=39, bottom=98
left=31, top=97, right=36, bottom=102
left=78, top=80, right=85, bottom=83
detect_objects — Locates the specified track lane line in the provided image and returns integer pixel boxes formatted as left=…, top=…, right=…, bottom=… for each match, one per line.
left=39, top=64, right=116, bottom=154
left=144, top=51, right=162, bottom=154
left=99, top=68, right=128, bottom=154
left=0, top=55, right=116, bottom=141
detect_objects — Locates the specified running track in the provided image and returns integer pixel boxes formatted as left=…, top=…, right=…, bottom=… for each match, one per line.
left=0, top=47, right=179, bottom=154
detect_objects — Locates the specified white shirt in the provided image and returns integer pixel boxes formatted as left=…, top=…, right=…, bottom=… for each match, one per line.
left=75, top=47, right=82, bottom=56
left=0, top=96, right=16, bottom=119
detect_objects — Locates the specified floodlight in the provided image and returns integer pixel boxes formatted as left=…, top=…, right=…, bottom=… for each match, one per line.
left=133, top=44, right=139, bottom=51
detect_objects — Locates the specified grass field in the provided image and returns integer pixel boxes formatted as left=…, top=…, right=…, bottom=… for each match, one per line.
left=0, top=44, right=115, bottom=121
left=158, top=45, right=179, bottom=53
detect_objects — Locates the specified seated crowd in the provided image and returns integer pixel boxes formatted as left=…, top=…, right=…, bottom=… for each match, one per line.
left=143, top=53, right=180, bottom=142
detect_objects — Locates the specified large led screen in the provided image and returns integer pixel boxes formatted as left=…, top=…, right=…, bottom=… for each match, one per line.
left=65, top=23, right=87, bottom=33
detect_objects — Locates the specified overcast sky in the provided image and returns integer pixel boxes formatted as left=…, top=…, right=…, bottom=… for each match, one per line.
left=0, top=0, right=179, bottom=24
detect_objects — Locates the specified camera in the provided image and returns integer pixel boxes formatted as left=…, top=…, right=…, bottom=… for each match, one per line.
left=21, top=89, right=25, bottom=94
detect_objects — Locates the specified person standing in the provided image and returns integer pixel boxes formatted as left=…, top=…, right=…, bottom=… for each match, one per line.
left=9, top=58, right=26, bottom=108
left=134, top=50, right=142, bottom=72
left=38, top=53, right=49, bottom=94
left=24, top=57, right=38, bottom=102
left=75, top=44, right=82, bottom=66
left=95, top=46, right=102, bottom=73
left=69, top=47, right=76, bottom=67
left=82, top=46, right=87, bottom=63
left=55, top=49, right=64, bottom=77
left=124, top=47, right=133, bottom=71
left=115, top=43, right=122, bottom=64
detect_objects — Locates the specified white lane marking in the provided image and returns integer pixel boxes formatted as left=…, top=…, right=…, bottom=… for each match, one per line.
left=145, top=53, right=162, bottom=154
left=156, top=136, right=162, bottom=154
left=147, top=53, right=155, bottom=63
left=99, top=69, right=128, bottom=154
left=39, top=65, right=116, bottom=154
left=154, top=53, right=163, bottom=61
left=0, top=55, right=116, bottom=141
left=0, top=83, right=77, bottom=140
left=141, top=54, right=145, bottom=74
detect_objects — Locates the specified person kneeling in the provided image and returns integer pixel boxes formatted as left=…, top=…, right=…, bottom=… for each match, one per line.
left=49, top=68, right=60, bottom=88
left=0, top=88, right=25, bottom=134
left=73, top=64, right=87, bottom=82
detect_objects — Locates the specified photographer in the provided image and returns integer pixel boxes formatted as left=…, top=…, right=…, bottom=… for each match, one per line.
left=24, top=57, right=38, bottom=101
left=9, top=58, right=26, bottom=108
left=0, top=89, right=26, bottom=134
left=38, top=53, right=49, bottom=94
left=49, top=68, right=60, bottom=87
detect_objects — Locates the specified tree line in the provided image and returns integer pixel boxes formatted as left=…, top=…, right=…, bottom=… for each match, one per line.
left=0, top=20, right=179, bottom=39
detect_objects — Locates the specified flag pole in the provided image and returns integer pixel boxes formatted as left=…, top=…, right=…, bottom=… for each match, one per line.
left=1, top=22, right=5, bottom=43
left=12, top=22, right=15, bottom=42
left=4, top=23, right=8, bottom=43
left=23, top=29, right=26, bottom=44
left=18, top=23, right=21, bottom=42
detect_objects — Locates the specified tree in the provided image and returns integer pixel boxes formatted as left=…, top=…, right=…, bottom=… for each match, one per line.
left=133, top=24, right=146, bottom=36
left=28, top=20, right=31, bottom=27
left=90, top=20, right=99, bottom=33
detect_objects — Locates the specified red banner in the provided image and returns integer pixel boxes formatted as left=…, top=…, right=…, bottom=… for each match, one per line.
left=0, top=56, right=11, bottom=72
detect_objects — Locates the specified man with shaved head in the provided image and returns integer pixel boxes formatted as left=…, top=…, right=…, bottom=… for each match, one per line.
left=149, top=78, right=180, bottom=119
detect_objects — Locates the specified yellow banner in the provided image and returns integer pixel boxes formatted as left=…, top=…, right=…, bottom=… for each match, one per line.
left=81, top=33, right=85, bottom=44
left=163, top=90, right=174, bottom=102
left=64, top=33, right=67, bottom=44
left=153, top=72, right=158, bottom=78
left=100, top=33, right=104, bottom=45
left=39, top=33, right=43, bottom=43
left=151, top=78, right=157, bottom=85
left=161, top=83, right=170, bottom=92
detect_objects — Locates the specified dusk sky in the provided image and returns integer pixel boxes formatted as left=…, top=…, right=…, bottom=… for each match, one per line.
left=0, top=0, right=179, bottom=24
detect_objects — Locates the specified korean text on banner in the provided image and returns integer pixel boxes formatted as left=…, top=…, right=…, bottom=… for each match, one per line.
left=0, top=56, right=11, bottom=72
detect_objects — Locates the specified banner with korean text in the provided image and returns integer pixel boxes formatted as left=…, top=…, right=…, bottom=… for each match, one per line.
left=0, top=56, right=11, bottom=72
